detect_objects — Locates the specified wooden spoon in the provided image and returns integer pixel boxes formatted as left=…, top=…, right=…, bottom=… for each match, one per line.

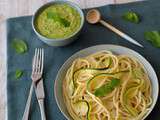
left=86, top=9, right=143, bottom=47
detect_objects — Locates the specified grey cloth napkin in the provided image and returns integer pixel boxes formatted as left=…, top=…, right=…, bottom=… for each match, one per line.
left=7, top=0, right=160, bottom=120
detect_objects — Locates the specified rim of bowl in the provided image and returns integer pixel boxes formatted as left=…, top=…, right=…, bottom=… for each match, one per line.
left=54, top=44, right=159, bottom=120
left=32, top=0, right=84, bottom=41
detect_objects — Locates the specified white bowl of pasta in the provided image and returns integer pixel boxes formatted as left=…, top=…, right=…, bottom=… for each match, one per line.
left=54, top=44, right=159, bottom=120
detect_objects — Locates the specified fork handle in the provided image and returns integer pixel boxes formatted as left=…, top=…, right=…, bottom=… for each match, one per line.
left=38, top=99, right=46, bottom=120
left=22, top=82, right=34, bottom=120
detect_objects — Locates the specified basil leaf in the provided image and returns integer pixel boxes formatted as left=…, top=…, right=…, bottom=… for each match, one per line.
left=59, top=18, right=70, bottom=27
left=47, top=11, right=55, bottom=19
left=47, top=11, right=70, bottom=27
left=94, top=85, right=113, bottom=97
left=94, top=78, right=120, bottom=97
left=47, top=11, right=59, bottom=20
left=12, top=38, right=28, bottom=54
left=144, top=31, right=160, bottom=48
left=110, top=78, right=121, bottom=88
left=15, top=69, right=23, bottom=79
left=122, top=11, right=140, bottom=24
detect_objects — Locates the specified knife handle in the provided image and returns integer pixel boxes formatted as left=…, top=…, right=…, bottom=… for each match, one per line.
left=38, top=99, right=46, bottom=120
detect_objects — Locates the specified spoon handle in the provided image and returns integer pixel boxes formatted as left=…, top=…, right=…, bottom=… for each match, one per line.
left=99, top=20, right=143, bottom=47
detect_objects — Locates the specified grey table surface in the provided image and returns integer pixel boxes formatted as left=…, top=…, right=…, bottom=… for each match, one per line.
left=0, top=0, right=142, bottom=119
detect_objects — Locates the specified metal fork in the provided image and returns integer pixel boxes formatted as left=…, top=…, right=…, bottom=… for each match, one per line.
left=22, top=48, right=45, bottom=120
left=31, top=48, right=44, bottom=82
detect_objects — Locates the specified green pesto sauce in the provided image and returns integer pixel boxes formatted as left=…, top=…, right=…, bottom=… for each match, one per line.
left=35, top=4, right=81, bottom=39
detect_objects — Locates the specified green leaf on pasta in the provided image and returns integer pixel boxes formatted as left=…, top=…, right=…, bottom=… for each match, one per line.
left=94, top=78, right=120, bottom=97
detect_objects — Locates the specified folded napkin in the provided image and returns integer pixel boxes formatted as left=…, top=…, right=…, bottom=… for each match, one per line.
left=7, top=0, right=160, bottom=119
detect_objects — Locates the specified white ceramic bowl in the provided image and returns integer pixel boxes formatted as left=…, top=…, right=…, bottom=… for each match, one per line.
left=54, top=44, right=159, bottom=120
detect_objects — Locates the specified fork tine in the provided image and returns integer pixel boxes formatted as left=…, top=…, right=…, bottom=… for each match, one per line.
left=32, top=48, right=44, bottom=75
left=39, top=48, right=42, bottom=73
left=32, top=48, right=37, bottom=74
left=37, top=48, right=41, bottom=73
left=40, top=48, right=44, bottom=74
left=35, top=48, right=40, bottom=73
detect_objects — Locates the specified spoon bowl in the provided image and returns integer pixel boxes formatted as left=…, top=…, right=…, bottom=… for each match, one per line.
left=86, top=9, right=101, bottom=24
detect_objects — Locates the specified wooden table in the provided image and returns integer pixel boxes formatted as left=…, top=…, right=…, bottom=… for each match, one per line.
left=0, top=0, right=140, bottom=119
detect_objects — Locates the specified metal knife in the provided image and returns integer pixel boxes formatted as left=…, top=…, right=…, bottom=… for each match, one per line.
left=34, top=78, right=46, bottom=120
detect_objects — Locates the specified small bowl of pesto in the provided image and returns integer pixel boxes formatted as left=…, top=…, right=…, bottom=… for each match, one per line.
left=32, top=1, right=84, bottom=46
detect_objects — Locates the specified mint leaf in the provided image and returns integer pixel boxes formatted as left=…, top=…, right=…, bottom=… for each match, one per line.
left=12, top=38, right=28, bottom=54
left=94, top=78, right=120, bottom=97
left=122, top=11, right=140, bottom=24
left=15, top=69, right=23, bottom=79
left=144, top=31, right=160, bottom=48
left=47, top=11, right=70, bottom=27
